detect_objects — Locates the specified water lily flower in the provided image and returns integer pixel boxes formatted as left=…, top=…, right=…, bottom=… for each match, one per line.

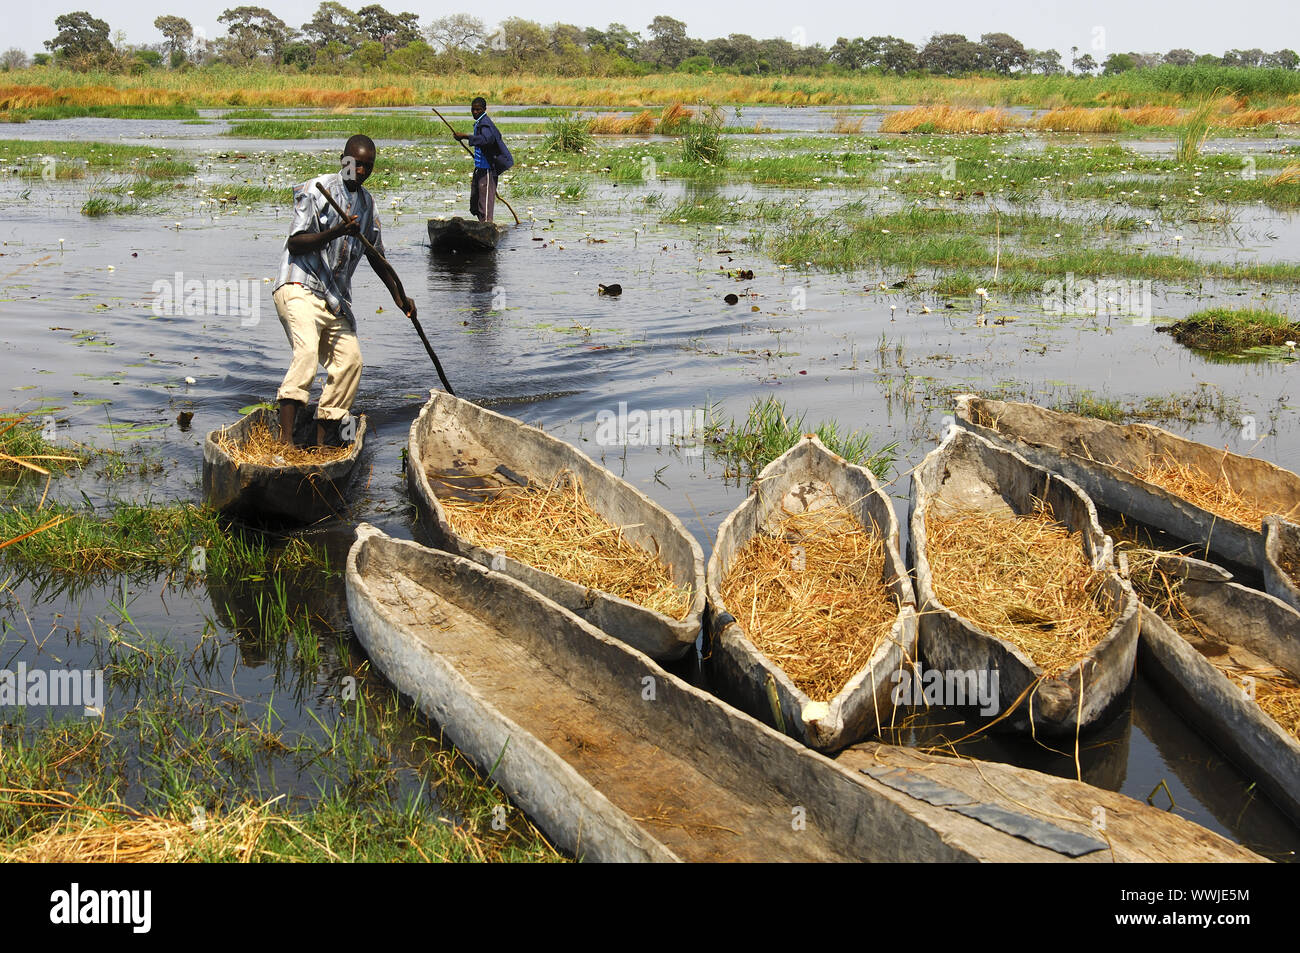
left=185, top=376, right=196, bottom=385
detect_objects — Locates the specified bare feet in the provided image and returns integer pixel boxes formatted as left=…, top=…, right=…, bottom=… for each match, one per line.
left=278, top=400, right=301, bottom=446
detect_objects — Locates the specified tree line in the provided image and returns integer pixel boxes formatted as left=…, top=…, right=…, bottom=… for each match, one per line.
left=4, top=7, right=1298, bottom=78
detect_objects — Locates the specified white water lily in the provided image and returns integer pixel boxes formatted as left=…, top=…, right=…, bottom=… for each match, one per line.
left=185, top=376, right=196, bottom=385
left=1288, top=341, right=1296, bottom=350
left=975, top=287, right=989, bottom=297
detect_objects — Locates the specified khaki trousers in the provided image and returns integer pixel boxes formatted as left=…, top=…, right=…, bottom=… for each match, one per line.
left=273, top=283, right=361, bottom=421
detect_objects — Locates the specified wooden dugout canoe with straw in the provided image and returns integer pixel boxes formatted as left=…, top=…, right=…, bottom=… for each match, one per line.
left=1133, top=550, right=1300, bottom=825
left=427, top=217, right=509, bottom=254
left=706, top=434, right=918, bottom=751
left=345, top=523, right=1261, bottom=862
left=909, top=428, right=1140, bottom=734
left=202, top=403, right=366, bottom=524
left=954, top=395, right=1300, bottom=570
left=1261, top=516, right=1300, bottom=612
left=405, top=390, right=705, bottom=661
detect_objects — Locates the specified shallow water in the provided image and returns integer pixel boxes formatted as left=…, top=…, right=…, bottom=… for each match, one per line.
left=2, top=114, right=1300, bottom=858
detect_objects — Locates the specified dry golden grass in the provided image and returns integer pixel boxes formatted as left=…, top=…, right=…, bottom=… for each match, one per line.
left=718, top=498, right=900, bottom=702
left=214, top=419, right=351, bottom=467
left=436, top=469, right=693, bottom=620
left=1135, top=453, right=1270, bottom=529
left=882, top=105, right=1022, bottom=134
left=1268, top=162, right=1300, bottom=186
left=0, top=794, right=279, bottom=862
left=0, top=82, right=415, bottom=110
left=828, top=109, right=866, bottom=134
left=1034, top=105, right=1181, bottom=132
left=587, top=109, right=656, bottom=134
left=655, top=101, right=693, bottom=133
left=925, top=502, right=1114, bottom=677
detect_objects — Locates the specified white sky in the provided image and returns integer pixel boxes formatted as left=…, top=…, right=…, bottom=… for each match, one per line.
left=10, top=1, right=1294, bottom=58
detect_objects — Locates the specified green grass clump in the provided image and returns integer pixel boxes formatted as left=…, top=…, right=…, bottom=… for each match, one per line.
left=1158, top=307, right=1298, bottom=351
left=1176, top=93, right=1219, bottom=164
left=542, top=114, right=593, bottom=153
left=705, top=396, right=896, bottom=481
left=1052, top=393, right=1127, bottom=422
left=682, top=106, right=727, bottom=166
left=0, top=415, right=87, bottom=477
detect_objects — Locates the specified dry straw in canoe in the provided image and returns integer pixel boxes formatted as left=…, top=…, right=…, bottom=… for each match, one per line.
left=436, top=469, right=692, bottom=621
left=213, top=419, right=351, bottom=467
left=924, top=500, right=1115, bottom=678
left=1134, top=452, right=1276, bottom=529
left=717, top=499, right=899, bottom=702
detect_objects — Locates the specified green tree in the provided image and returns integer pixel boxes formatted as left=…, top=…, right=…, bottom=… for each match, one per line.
left=387, top=38, right=436, bottom=72
left=1029, top=49, right=1063, bottom=74
left=303, top=2, right=361, bottom=52
left=153, top=15, right=193, bottom=63
left=1102, top=52, right=1137, bottom=74
left=356, top=5, right=419, bottom=52
left=217, top=7, right=293, bottom=64
left=645, top=15, right=690, bottom=68
left=1163, top=48, right=1195, bottom=66
left=919, top=33, right=981, bottom=75
left=45, top=11, right=112, bottom=61
left=978, top=32, right=1028, bottom=74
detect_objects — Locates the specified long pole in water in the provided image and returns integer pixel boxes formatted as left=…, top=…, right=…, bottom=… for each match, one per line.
left=431, top=107, right=521, bottom=226
left=314, top=181, right=456, bottom=395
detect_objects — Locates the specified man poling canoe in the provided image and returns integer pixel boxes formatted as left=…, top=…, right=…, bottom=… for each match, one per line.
left=433, top=100, right=518, bottom=225
left=272, top=134, right=417, bottom=448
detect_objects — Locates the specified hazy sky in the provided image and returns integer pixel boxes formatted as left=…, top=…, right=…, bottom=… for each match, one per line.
left=10, top=1, right=1294, bottom=58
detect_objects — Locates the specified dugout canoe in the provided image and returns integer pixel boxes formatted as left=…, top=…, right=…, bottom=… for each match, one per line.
left=406, top=389, right=705, bottom=661
left=427, top=217, right=508, bottom=253
left=954, top=395, right=1300, bottom=570
left=345, top=523, right=1260, bottom=862
left=1261, top=516, right=1300, bottom=612
left=202, top=404, right=366, bottom=524
left=1134, top=550, right=1300, bottom=825
left=909, top=428, right=1141, bottom=734
left=706, top=434, right=918, bottom=751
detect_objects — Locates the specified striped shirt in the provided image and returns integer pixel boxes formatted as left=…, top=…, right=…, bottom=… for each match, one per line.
left=273, top=172, right=384, bottom=326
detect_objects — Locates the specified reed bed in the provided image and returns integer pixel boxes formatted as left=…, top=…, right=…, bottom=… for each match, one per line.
left=924, top=502, right=1114, bottom=677
left=881, top=106, right=1021, bottom=134
left=588, top=110, right=656, bottom=134
left=1033, top=105, right=1181, bottom=132
left=213, top=420, right=350, bottom=467
left=718, top=499, right=899, bottom=702
left=1134, top=454, right=1269, bottom=528
left=436, top=469, right=692, bottom=620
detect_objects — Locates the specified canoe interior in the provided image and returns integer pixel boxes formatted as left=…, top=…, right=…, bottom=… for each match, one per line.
left=1262, top=516, right=1300, bottom=612
left=1136, top=553, right=1300, bottom=823
left=910, top=429, right=1140, bottom=733
left=201, top=404, right=366, bottom=524
left=706, top=435, right=918, bottom=751
left=407, top=390, right=705, bottom=660
left=347, top=527, right=1262, bottom=863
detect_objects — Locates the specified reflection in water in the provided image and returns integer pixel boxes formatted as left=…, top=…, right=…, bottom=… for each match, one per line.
left=426, top=240, right=502, bottom=328
left=1131, top=675, right=1300, bottom=862
left=880, top=690, right=1133, bottom=793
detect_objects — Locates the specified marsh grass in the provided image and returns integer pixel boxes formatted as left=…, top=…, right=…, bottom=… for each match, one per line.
left=705, top=396, right=896, bottom=481
left=543, top=113, right=593, bottom=153
left=1157, top=307, right=1298, bottom=351
left=681, top=105, right=727, bottom=166
left=1176, top=93, right=1221, bottom=164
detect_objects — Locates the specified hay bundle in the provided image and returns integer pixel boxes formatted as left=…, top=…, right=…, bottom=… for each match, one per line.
left=718, top=499, right=899, bottom=702
left=925, top=502, right=1114, bottom=677
left=214, top=419, right=350, bottom=467
left=436, top=469, right=692, bottom=620
left=1135, top=453, right=1269, bottom=529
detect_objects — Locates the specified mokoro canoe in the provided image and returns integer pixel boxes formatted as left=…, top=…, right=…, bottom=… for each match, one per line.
left=909, top=428, right=1141, bottom=734
left=1134, top=551, right=1300, bottom=825
left=955, top=395, right=1300, bottom=570
left=345, top=524, right=1260, bottom=862
left=1261, top=516, right=1300, bottom=611
left=706, top=435, right=918, bottom=751
left=427, top=217, right=508, bottom=253
left=202, top=404, right=366, bottom=524
left=406, top=389, right=705, bottom=661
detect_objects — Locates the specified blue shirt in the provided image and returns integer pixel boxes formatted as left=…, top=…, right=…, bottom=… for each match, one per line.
left=273, top=172, right=384, bottom=327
